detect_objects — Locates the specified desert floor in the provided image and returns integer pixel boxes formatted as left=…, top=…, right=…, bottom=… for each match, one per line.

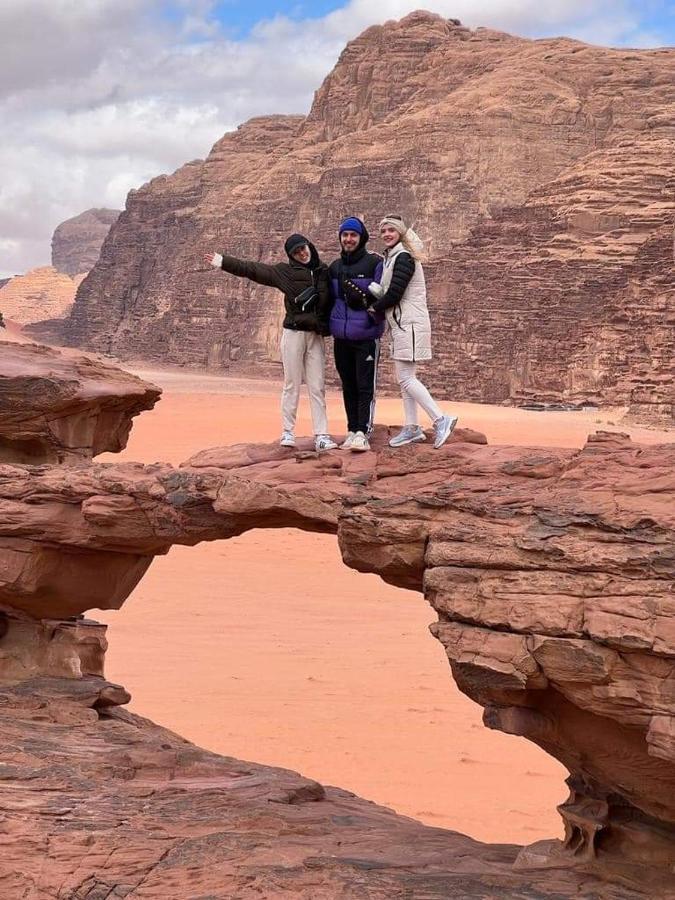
left=86, top=365, right=673, bottom=845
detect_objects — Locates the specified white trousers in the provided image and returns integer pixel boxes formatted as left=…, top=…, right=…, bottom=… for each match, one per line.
left=280, top=329, right=329, bottom=435
left=394, top=359, right=442, bottom=425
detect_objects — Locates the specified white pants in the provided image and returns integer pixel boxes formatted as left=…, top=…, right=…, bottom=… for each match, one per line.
left=280, top=329, right=329, bottom=435
left=394, top=359, right=442, bottom=425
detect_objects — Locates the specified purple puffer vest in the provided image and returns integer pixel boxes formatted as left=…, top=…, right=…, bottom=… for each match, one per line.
left=329, top=259, right=385, bottom=342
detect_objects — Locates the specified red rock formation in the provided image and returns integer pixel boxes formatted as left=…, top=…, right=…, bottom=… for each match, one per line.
left=0, top=341, right=160, bottom=463
left=0, top=209, right=119, bottom=333
left=51, top=207, right=120, bottom=276
left=1, top=342, right=674, bottom=895
left=1, top=676, right=637, bottom=899
left=0, top=266, right=84, bottom=325
left=426, top=140, right=675, bottom=425
left=41, top=13, right=675, bottom=424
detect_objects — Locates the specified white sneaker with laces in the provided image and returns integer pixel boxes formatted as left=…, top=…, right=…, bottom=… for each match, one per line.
left=315, top=434, right=338, bottom=451
left=388, top=425, right=427, bottom=448
left=280, top=431, right=296, bottom=447
left=340, top=431, right=356, bottom=449
left=433, top=415, right=458, bottom=449
left=350, top=431, right=370, bottom=452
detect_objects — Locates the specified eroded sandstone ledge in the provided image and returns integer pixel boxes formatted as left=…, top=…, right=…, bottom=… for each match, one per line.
left=0, top=340, right=160, bottom=464
left=1, top=425, right=674, bottom=895
left=2, top=674, right=640, bottom=899
left=1, top=343, right=674, bottom=896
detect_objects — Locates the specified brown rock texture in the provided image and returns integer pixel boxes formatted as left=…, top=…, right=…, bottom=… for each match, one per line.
left=44, top=12, right=675, bottom=424
left=0, top=341, right=160, bottom=464
left=1, top=676, right=637, bottom=899
left=428, top=140, right=675, bottom=425
left=0, top=266, right=84, bottom=325
left=1, top=343, right=674, bottom=895
left=51, top=207, right=121, bottom=276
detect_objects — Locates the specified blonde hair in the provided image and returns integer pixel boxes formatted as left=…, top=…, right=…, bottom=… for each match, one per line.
left=379, top=214, right=426, bottom=262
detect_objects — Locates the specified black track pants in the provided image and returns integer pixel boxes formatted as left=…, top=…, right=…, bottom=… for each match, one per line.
left=333, top=338, right=380, bottom=434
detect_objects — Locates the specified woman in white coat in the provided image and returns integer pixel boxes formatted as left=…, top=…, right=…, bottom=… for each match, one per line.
left=367, top=215, right=458, bottom=449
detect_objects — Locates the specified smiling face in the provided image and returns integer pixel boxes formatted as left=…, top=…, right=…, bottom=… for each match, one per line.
left=340, top=230, right=361, bottom=253
left=290, top=243, right=311, bottom=265
left=380, top=225, right=401, bottom=249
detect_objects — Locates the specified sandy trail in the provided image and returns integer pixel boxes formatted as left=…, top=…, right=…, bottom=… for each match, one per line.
left=93, top=369, right=672, bottom=845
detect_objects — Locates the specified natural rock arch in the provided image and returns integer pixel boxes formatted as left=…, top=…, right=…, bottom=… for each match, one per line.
left=1, top=340, right=674, bottom=896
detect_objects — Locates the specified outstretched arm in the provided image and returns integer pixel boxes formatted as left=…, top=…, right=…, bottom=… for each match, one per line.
left=202, top=249, right=283, bottom=289
left=368, top=252, right=415, bottom=312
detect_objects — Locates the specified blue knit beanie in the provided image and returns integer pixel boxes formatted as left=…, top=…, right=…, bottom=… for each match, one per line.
left=338, top=216, right=365, bottom=236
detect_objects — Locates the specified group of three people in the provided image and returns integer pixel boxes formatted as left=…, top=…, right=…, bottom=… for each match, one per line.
left=205, top=215, right=457, bottom=452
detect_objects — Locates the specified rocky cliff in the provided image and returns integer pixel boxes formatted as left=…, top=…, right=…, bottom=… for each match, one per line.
left=0, top=209, right=119, bottom=330
left=51, top=207, right=121, bottom=276
left=1, top=341, right=674, bottom=896
left=41, top=12, right=674, bottom=424
left=0, top=266, right=84, bottom=325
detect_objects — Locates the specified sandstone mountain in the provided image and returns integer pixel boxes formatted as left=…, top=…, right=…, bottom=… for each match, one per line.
left=0, top=266, right=84, bottom=325
left=0, top=340, right=674, bottom=896
left=34, top=12, right=674, bottom=424
left=51, top=207, right=120, bottom=276
left=1, top=208, right=120, bottom=329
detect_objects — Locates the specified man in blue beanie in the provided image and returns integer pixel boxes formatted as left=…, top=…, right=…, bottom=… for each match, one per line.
left=328, top=216, right=384, bottom=451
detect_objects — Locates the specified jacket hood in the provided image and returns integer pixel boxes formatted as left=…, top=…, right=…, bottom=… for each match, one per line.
left=284, top=233, right=320, bottom=268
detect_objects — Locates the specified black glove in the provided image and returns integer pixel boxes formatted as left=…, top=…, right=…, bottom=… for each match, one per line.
left=342, top=278, right=370, bottom=311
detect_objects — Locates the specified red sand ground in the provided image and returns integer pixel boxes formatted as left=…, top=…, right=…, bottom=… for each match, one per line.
left=89, top=368, right=671, bottom=844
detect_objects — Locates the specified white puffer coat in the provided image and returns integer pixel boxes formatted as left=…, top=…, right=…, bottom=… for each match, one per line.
left=379, top=243, right=432, bottom=362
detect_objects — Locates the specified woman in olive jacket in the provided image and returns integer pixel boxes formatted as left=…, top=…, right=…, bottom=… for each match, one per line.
left=204, top=234, right=337, bottom=451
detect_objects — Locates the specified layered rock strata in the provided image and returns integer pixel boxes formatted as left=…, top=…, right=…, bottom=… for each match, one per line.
left=1, top=342, right=674, bottom=895
left=1, top=675, right=636, bottom=899
left=42, top=12, right=675, bottom=423
left=427, top=141, right=675, bottom=425
left=51, top=207, right=121, bottom=276
left=0, top=341, right=160, bottom=464
left=0, top=266, right=84, bottom=325
left=0, top=209, right=119, bottom=332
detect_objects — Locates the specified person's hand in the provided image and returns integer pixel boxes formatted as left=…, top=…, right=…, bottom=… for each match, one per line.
left=368, top=282, right=384, bottom=299
left=203, top=251, right=223, bottom=268
left=343, top=279, right=369, bottom=310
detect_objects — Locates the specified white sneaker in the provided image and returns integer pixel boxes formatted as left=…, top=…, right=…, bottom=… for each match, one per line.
left=315, top=434, right=338, bottom=451
left=433, top=415, right=458, bottom=449
left=280, top=431, right=296, bottom=447
left=388, top=425, right=427, bottom=448
left=350, top=431, right=370, bottom=452
left=340, top=431, right=356, bottom=449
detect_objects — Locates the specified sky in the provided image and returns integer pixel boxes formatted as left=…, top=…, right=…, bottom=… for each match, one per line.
left=1, top=0, right=673, bottom=278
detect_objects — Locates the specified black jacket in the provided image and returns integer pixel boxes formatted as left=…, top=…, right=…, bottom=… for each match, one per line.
left=370, top=251, right=416, bottom=313
left=218, top=240, right=332, bottom=334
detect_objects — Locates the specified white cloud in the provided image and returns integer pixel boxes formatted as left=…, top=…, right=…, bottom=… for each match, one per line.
left=0, top=0, right=667, bottom=277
